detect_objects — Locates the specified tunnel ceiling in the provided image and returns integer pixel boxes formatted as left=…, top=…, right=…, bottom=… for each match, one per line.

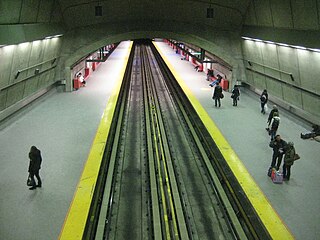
left=58, top=0, right=251, bottom=30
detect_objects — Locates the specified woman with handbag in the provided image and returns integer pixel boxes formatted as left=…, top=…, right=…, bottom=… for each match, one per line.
left=28, top=146, right=42, bottom=190
left=283, top=142, right=295, bottom=181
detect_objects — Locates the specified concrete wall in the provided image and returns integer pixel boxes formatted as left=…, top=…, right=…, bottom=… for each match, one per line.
left=241, top=0, right=320, bottom=123
left=0, top=37, right=62, bottom=112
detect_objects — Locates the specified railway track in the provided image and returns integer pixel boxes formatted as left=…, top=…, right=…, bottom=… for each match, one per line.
left=83, top=40, right=270, bottom=240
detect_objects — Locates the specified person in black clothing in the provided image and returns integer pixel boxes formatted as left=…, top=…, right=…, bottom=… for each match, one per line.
left=266, top=105, right=279, bottom=132
left=231, top=85, right=240, bottom=106
left=269, top=135, right=287, bottom=170
left=212, top=82, right=223, bottom=107
left=260, top=89, right=268, bottom=114
left=300, top=124, right=320, bottom=139
left=28, top=146, right=42, bottom=190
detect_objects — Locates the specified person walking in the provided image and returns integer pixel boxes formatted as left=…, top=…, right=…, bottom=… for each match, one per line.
left=266, top=105, right=279, bottom=132
left=212, top=82, right=223, bottom=107
left=28, top=146, right=42, bottom=190
left=231, top=85, right=240, bottom=106
left=260, top=89, right=268, bottom=114
left=269, top=135, right=287, bottom=171
left=269, top=112, right=280, bottom=140
left=283, top=142, right=295, bottom=181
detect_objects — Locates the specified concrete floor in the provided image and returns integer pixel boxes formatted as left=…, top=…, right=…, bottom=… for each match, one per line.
left=1, top=40, right=319, bottom=240
left=155, top=41, right=320, bottom=240
left=0, top=41, right=132, bottom=240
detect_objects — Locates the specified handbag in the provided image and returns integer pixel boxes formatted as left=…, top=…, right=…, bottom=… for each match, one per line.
left=220, top=93, right=224, bottom=99
left=27, top=174, right=33, bottom=186
left=293, top=153, right=300, bottom=161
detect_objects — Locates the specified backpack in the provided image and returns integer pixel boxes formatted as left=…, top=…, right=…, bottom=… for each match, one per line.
left=272, top=118, right=280, bottom=129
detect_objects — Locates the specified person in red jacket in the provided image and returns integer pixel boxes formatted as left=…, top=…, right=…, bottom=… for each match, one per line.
left=28, top=146, right=42, bottom=190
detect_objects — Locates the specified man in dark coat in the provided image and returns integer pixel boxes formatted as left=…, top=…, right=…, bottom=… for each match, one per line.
left=212, top=82, right=223, bottom=107
left=269, top=135, right=287, bottom=170
left=28, top=146, right=42, bottom=190
left=231, top=85, right=240, bottom=106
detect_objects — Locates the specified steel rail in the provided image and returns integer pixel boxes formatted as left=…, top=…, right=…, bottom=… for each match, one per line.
left=144, top=46, right=190, bottom=240
left=151, top=42, right=270, bottom=239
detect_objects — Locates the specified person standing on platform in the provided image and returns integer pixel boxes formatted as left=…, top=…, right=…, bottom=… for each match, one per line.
left=231, top=85, right=240, bottom=106
left=212, top=82, right=223, bottom=107
left=260, top=89, right=268, bottom=114
left=283, top=142, right=295, bottom=181
left=78, top=73, right=86, bottom=87
left=28, top=146, right=42, bottom=190
left=269, top=112, right=280, bottom=140
left=266, top=105, right=279, bottom=132
left=269, top=135, right=287, bottom=171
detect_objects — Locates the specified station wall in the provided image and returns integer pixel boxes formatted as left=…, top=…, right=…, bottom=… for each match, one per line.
left=241, top=0, right=320, bottom=123
left=0, top=38, right=62, bottom=112
left=242, top=39, right=320, bottom=121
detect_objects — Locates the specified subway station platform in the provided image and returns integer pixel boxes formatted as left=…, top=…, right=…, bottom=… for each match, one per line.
left=0, top=40, right=319, bottom=240
left=154, top=41, right=320, bottom=240
left=0, top=41, right=132, bottom=240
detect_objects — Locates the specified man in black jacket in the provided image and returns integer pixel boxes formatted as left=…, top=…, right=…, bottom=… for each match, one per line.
left=28, top=146, right=42, bottom=190
left=212, top=83, right=223, bottom=107
left=269, top=135, right=287, bottom=170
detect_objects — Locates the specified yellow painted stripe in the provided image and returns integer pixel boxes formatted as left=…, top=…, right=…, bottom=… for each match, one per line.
left=59, top=41, right=133, bottom=240
left=154, top=41, right=294, bottom=240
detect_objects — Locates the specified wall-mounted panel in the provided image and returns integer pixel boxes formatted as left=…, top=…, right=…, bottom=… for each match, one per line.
left=37, top=0, right=53, bottom=22
left=297, top=49, right=320, bottom=93
left=10, top=43, right=32, bottom=82
left=244, top=2, right=257, bottom=25
left=29, top=40, right=44, bottom=64
left=269, top=0, right=293, bottom=28
left=282, top=84, right=303, bottom=108
left=260, top=42, right=279, bottom=68
left=253, top=0, right=273, bottom=27
left=0, top=1, right=21, bottom=24
left=0, top=91, right=7, bottom=111
left=277, top=46, right=300, bottom=84
left=245, top=70, right=254, bottom=85
left=23, top=77, right=39, bottom=98
left=252, top=71, right=267, bottom=90
left=20, top=0, right=40, bottom=23
left=302, top=92, right=320, bottom=117
left=265, top=78, right=283, bottom=97
left=291, top=0, right=318, bottom=30
left=5, top=82, right=24, bottom=107
left=0, top=45, right=15, bottom=89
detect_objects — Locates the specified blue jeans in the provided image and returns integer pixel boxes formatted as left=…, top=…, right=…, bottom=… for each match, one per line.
left=271, top=152, right=284, bottom=170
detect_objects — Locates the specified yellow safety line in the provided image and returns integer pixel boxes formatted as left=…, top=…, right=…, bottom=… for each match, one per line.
left=154, top=42, right=294, bottom=240
left=59, top=41, right=133, bottom=240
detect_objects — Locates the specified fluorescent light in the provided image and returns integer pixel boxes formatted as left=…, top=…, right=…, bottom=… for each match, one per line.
left=44, top=34, right=63, bottom=40
left=264, top=40, right=275, bottom=44
left=277, top=43, right=289, bottom=47
left=294, top=45, right=307, bottom=50
left=241, top=36, right=320, bottom=52
left=309, top=48, right=320, bottom=52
